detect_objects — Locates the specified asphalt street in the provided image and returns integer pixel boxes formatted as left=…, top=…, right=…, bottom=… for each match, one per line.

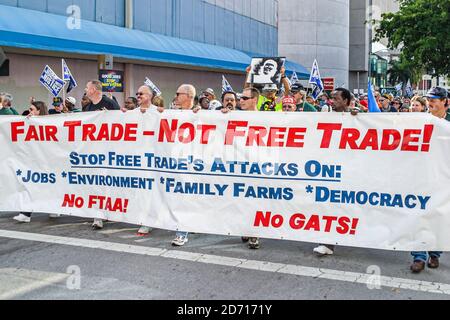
left=0, top=212, right=449, bottom=300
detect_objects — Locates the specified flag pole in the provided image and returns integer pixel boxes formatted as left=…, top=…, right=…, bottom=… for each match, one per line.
left=61, top=59, right=67, bottom=111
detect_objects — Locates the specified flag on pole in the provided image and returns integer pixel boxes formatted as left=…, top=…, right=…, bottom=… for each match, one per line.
left=395, top=82, right=403, bottom=92
left=368, top=79, right=381, bottom=113
left=62, top=59, right=78, bottom=93
left=290, top=71, right=299, bottom=85
left=405, top=80, right=413, bottom=98
left=222, top=75, right=234, bottom=94
left=39, top=65, right=65, bottom=97
left=309, top=60, right=324, bottom=100
left=144, top=77, right=162, bottom=96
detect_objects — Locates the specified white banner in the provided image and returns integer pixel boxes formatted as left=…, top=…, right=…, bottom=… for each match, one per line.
left=1, top=111, right=449, bottom=251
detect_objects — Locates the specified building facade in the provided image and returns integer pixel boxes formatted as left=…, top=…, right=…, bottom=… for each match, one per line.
left=278, top=0, right=350, bottom=89
left=279, top=0, right=400, bottom=93
left=1, top=0, right=307, bottom=111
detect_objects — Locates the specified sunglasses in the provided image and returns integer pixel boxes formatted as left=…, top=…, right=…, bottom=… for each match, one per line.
left=176, top=92, right=188, bottom=97
left=240, top=96, right=252, bottom=101
left=136, top=92, right=146, bottom=96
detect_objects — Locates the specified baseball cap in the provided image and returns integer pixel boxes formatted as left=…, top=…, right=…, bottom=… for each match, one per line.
left=425, top=87, right=448, bottom=99
left=282, top=96, right=296, bottom=106
left=262, top=84, right=278, bottom=92
left=52, top=97, right=63, bottom=106
left=290, top=82, right=306, bottom=94
left=203, top=88, right=215, bottom=96
left=66, top=97, right=76, bottom=105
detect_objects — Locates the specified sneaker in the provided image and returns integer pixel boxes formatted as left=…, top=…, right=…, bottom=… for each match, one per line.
left=313, top=245, right=334, bottom=256
left=137, top=226, right=152, bottom=236
left=241, top=237, right=249, bottom=243
left=411, top=260, right=426, bottom=273
left=428, top=256, right=440, bottom=269
left=49, top=214, right=61, bottom=219
left=92, top=219, right=104, bottom=230
left=248, top=238, right=260, bottom=250
left=13, top=214, right=31, bottom=223
left=172, top=235, right=188, bottom=247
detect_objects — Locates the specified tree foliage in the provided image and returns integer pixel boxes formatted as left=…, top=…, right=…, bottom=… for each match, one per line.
left=374, top=0, right=450, bottom=78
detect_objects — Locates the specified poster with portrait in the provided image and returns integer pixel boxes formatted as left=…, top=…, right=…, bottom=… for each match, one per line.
left=246, top=57, right=286, bottom=85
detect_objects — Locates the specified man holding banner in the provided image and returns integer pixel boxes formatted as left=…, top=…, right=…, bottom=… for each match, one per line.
left=410, top=87, right=449, bottom=273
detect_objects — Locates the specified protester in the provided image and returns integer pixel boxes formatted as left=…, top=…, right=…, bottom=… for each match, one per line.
left=313, top=88, right=357, bottom=256
left=201, top=88, right=216, bottom=102
left=379, top=94, right=394, bottom=112
left=84, top=80, right=120, bottom=112
left=12, top=101, right=57, bottom=223
left=152, top=95, right=165, bottom=109
left=258, top=83, right=283, bottom=111
left=290, top=83, right=317, bottom=112
left=391, top=98, right=402, bottom=112
left=244, top=65, right=290, bottom=112
left=221, top=91, right=238, bottom=111
left=199, top=94, right=210, bottom=110
left=65, top=97, right=80, bottom=113
left=0, top=94, right=15, bottom=115
left=282, top=96, right=297, bottom=112
left=229, top=87, right=263, bottom=249
left=0, top=93, right=19, bottom=115
left=83, top=80, right=119, bottom=230
left=411, top=96, right=427, bottom=113
left=48, top=97, right=64, bottom=115
left=81, top=93, right=92, bottom=112
left=410, top=87, right=449, bottom=273
left=124, top=97, right=138, bottom=111
left=158, top=84, right=199, bottom=246
left=129, top=85, right=162, bottom=235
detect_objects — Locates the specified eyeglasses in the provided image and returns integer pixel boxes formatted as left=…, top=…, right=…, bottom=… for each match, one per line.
left=176, top=92, right=188, bottom=97
left=240, top=96, right=252, bottom=101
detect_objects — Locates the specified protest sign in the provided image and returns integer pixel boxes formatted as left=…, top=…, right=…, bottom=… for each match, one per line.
left=247, top=57, right=286, bottom=85
left=39, top=65, right=65, bottom=97
left=99, top=70, right=124, bottom=92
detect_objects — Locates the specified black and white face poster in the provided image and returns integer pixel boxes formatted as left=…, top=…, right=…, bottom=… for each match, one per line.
left=247, top=57, right=286, bottom=85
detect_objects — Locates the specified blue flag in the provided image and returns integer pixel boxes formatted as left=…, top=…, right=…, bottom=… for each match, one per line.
left=290, top=71, right=299, bottom=85
left=405, top=80, right=413, bottom=98
left=309, top=60, right=324, bottom=100
left=62, top=59, right=77, bottom=93
left=368, top=80, right=381, bottom=113
left=39, top=65, right=65, bottom=97
left=222, top=75, right=234, bottom=94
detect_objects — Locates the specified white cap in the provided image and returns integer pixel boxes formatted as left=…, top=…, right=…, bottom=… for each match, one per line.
left=66, top=97, right=77, bottom=105
left=262, top=84, right=278, bottom=91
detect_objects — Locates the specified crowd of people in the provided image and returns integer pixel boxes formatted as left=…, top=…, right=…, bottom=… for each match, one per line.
left=1, top=65, right=449, bottom=274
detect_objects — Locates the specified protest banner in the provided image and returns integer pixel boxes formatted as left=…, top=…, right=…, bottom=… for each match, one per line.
left=1, top=111, right=449, bottom=251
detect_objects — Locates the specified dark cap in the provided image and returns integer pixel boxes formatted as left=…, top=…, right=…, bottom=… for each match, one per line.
left=290, top=82, right=306, bottom=93
left=52, top=97, right=63, bottom=106
left=426, top=87, right=448, bottom=99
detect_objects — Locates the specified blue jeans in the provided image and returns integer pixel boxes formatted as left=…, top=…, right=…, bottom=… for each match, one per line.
left=176, top=231, right=188, bottom=238
left=411, top=251, right=442, bottom=263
